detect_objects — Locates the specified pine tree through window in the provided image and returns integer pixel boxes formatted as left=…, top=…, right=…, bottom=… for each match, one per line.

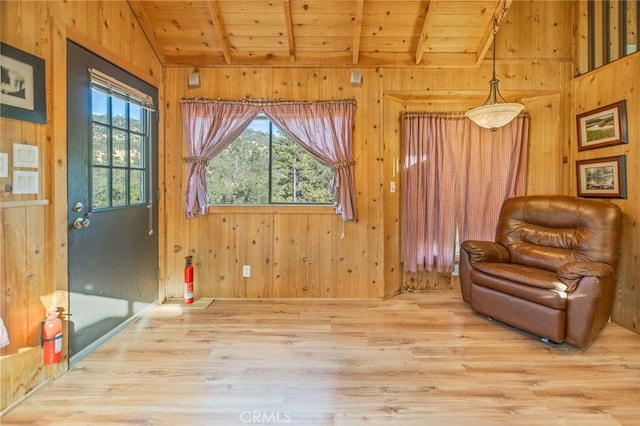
left=207, top=115, right=333, bottom=205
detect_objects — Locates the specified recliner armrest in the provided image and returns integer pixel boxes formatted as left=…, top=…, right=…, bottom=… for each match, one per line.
left=460, top=240, right=510, bottom=263
left=556, top=261, right=615, bottom=293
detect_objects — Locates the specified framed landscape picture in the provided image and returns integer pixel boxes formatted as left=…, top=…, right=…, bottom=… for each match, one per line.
left=576, top=100, right=627, bottom=151
left=576, top=155, right=627, bottom=199
left=0, top=42, right=47, bottom=124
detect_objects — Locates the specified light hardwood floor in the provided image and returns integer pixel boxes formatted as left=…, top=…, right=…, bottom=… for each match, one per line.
left=3, top=292, right=639, bottom=425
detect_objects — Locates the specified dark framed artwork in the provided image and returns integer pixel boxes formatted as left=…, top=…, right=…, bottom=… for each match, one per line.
left=576, top=155, right=627, bottom=199
left=0, top=42, right=47, bottom=124
left=576, top=100, right=627, bottom=151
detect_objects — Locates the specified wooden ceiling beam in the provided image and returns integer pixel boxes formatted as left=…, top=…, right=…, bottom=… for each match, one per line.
left=282, top=0, right=296, bottom=63
left=415, top=0, right=437, bottom=65
left=475, top=0, right=515, bottom=64
left=163, top=51, right=487, bottom=69
left=352, top=0, right=364, bottom=65
left=127, top=0, right=167, bottom=65
left=207, top=0, right=232, bottom=64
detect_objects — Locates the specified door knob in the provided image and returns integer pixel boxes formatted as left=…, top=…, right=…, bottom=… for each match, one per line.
left=72, top=218, right=91, bottom=229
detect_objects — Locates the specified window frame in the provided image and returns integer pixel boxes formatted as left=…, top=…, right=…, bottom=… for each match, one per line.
left=206, top=113, right=334, bottom=207
left=89, top=87, right=151, bottom=212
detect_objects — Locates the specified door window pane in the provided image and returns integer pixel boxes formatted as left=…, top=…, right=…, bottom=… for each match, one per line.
left=112, top=168, right=127, bottom=207
left=91, top=167, right=110, bottom=209
left=130, top=170, right=143, bottom=204
left=92, top=123, right=109, bottom=165
left=130, top=134, right=143, bottom=168
left=112, top=129, right=127, bottom=166
left=91, top=90, right=108, bottom=124
left=130, top=104, right=143, bottom=133
left=90, top=87, right=149, bottom=210
left=111, top=97, right=127, bottom=129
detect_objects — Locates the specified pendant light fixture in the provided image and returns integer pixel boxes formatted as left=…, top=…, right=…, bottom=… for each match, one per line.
left=465, top=5, right=524, bottom=131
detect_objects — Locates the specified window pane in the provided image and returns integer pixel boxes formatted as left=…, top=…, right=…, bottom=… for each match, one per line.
left=92, top=123, right=109, bottom=165
left=92, top=167, right=110, bottom=209
left=112, top=97, right=127, bottom=129
left=129, top=134, right=144, bottom=168
left=207, top=123, right=269, bottom=204
left=112, top=168, right=127, bottom=207
left=271, top=128, right=333, bottom=204
left=112, top=129, right=127, bottom=166
left=130, top=169, right=144, bottom=204
left=206, top=117, right=333, bottom=205
left=129, top=104, right=143, bottom=133
left=91, top=89, right=108, bottom=124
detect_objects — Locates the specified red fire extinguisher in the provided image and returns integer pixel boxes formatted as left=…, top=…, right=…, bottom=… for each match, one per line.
left=42, top=306, right=63, bottom=365
left=184, top=255, right=194, bottom=304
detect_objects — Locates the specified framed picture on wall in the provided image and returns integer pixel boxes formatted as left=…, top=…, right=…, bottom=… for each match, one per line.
left=576, top=100, right=627, bottom=151
left=576, top=155, right=627, bottom=199
left=0, top=42, right=47, bottom=124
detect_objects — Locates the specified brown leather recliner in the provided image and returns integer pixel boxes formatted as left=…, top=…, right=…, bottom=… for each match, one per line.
left=460, top=195, right=622, bottom=349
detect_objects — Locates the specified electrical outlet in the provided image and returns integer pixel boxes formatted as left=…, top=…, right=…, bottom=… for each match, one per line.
left=452, top=264, right=459, bottom=276
left=242, top=265, right=251, bottom=277
left=390, top=181, right=396, bottom=193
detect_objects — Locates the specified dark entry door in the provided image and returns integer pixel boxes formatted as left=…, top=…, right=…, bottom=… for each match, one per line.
left=67, top=41, right=158, bottom=363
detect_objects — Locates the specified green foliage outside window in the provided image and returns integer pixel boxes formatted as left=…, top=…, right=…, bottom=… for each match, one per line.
left=207, top=118, right=333, bottom=205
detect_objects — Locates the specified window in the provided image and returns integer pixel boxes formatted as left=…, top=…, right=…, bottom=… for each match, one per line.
left=586, top=0, right=639, bottom=71
left=90, top=88, right=149, bottom=210
left=206, top=115, right=333, bottom=205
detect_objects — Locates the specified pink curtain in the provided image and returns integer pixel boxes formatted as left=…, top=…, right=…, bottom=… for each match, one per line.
left=401, top=112, right=529, bottom=272
left=263, top=100, right=356, bottom=221
left=459, top=115, right=529, bottom=241
left=401, top=113, right=466, bottom=273
left=181, top=101, right=262, bottom=218
left=181, top=98, right=356, bottom=220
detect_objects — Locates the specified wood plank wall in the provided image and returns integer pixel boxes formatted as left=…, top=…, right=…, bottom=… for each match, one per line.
left=0, top=0, right=163, bottom=413
left=163, top=1, right=576, bottom=301
left=571, top=52, right=640, bottom=333
left=163, top=67, right=386, bottom=300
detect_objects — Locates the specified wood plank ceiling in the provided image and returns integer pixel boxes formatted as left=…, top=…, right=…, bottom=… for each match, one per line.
left=128, top=0, right=513, bottom=68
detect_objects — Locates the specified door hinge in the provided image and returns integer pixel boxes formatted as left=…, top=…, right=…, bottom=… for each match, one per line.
left=156, top=268, right=160, bottom=280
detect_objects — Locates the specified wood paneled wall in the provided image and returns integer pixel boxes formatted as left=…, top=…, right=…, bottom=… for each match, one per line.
left=570, top=52, right=640, bottom=332
left=163, top=67, right=386, bottom=300
left=162, top=2, right=577, bottom=302
left=0, top=0, right=162, bottom=413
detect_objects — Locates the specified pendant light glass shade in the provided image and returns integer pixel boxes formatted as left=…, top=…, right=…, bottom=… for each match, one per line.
left=466, top=13, right=524, bottom=131
left=465, top=101, right=524, bottom=130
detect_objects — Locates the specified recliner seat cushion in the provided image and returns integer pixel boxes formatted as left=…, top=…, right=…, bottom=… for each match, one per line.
left=473, top=262, right=568, bottom=291
left=470, top=264, right=568, bottom=310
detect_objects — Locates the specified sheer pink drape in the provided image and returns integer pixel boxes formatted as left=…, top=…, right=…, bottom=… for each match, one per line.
left=181, top=101, right=261, bottom=218
left=263, top=100, right=356, bottom=221
left=401, top=112, right=529, bottom=272
left=401, top=113, right=465, bottom=273
left=181, top=99, right=356, bottom=221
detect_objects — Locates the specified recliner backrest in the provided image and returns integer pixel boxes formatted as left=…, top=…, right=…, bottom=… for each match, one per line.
left=496, top=195, right=622, bottom=272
